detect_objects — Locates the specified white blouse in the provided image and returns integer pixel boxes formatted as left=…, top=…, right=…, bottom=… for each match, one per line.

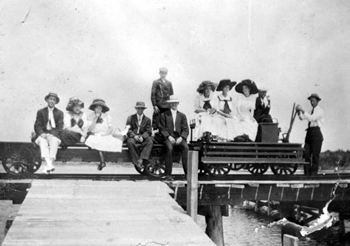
left=64, top=112, right=88, bottom=129
left=87, top=112, right=113, bottom=134
left=299, top=105, right=325, bottom=128
left=237, top=93, right=257, bottom=117
left=194, top=92, right=219, bottom=112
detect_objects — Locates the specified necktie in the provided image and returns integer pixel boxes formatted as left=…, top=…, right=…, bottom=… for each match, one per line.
left=137, top=115, right=142, bottom=134
left=203, top=101, right=211, bottom=110
left=308, top=108, right=314, bottom=128
left=223, top=100, right=231, bottom=114
left=173, top=112, right=176, bottom=131
left=47, top=109, right=56, bottom=129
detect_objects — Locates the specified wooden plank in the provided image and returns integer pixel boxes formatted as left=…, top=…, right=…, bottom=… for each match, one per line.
left=205, top=151, right=300, bottom=156
left=201, top=157, right=308, bottom=164
left=187, top=150, right=199, bottom=222
left=205, top=145, right=303, bottom=151
left=3, top=180, right=215, bottom=246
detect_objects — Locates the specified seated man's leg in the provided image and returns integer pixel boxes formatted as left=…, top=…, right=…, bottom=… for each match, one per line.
left=140, top=137, right=153, bottom=161
left=178, top=140, right=189, bottom=175
left=126, top=137, right=140, bottom=165
left=47, top=135, right=61, bottom=167
left=36, top=137, right=50, bottom=160
left=164, top=140, right=174, bottom=176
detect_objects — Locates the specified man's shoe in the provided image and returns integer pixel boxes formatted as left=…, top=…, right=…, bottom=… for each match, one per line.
left=97, top=162, right=106, bottom=171
left=47, top=166, right=55, bottom=172
left=161, top=175, right=174, bottom=182
left=42, top=168, right=50, bottom=174
left=134, top=159, right=144, bottom=170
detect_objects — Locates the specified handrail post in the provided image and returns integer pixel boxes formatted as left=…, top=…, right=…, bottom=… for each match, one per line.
left=187, top=150, right=198, bottom=222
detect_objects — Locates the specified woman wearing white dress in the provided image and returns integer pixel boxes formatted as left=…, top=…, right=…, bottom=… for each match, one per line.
left=193, top=81, right=221, bottom=140
left=216, top=79, right=240, bottom=141
left=85, top=99, right=123, bottom=170
left=235, top=79, right=259, bottom=141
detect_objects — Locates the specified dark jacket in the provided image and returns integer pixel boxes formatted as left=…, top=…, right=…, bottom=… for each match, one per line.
left=126, top=114, right=152, bottom=139
left=34, top=107, right=64, bottom=140
left=254, top=97, right=271, bottom=122
left=159, top=110, right=189, bottom=140
left=151, top=78, right=174, bottom=108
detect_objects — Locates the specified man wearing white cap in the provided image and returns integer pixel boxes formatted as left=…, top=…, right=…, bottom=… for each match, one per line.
left=151, top=67, right=174, bottom=130
left=296, top=93, right=324, bottom=175
left=159, top=95, right=189, bottom=181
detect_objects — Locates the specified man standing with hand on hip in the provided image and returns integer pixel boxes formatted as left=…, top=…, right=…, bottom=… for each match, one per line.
left=33, top=92, right=64, bottom=174
left=296, top=93, right=324, bottom=176
left=151, top=67, right=174, bottom=130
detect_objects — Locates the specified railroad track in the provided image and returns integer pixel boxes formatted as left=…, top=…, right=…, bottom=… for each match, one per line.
left=1, top=172, right=350, bottom=182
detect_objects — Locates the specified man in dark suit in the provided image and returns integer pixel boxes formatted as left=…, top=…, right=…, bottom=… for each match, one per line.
left=33, top=92, right=64, bottom=174
left=159, top=95, right=189, bottom=181
left=126, top=102, right=153, bottom=170
left=151, top=67, right=174, bottom=130
left=254, top=88, right=272, bottom=123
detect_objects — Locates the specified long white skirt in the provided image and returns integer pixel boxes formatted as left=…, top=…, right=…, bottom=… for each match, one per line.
left=193, top=112, right=223, bottom=140
left=236, top=115, right=258, bottom=141
left=85, top=134, right=123, bottom=152
left=220, top=116, right=240, bottom=141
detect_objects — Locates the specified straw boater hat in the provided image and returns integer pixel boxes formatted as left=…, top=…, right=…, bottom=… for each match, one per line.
left=308, top=93, right=321, bottom=101
left=235, top=79, right=259, bottom=95
left=258, top=86, right=268, bottom=92
left=45, top=92, right=60, bottom=104
left=197, top=81, right=216, bottom=94
left=88, top=98, right=110, bottom=113
left=167, top=95, right=181, bottom=103
left=216, top=79, right=237, bottom=92
left=159, top=67, right=168, bottom=73
left=134, top=101, right=147, bottom=109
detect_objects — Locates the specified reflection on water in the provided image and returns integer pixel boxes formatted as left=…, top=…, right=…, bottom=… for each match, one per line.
left=197, top=206, right=350, bottom=246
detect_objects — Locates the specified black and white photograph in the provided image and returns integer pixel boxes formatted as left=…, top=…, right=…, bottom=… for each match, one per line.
left=1, top=0, right=350, bottom=245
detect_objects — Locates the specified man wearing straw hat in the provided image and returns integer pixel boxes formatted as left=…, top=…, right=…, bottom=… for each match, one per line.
left=33, top=92, right=64, bottom=174
left=159, top=95, right=189, bottom=181
left=296, top=93, right=324, bottom=175
left=125, top=101, right=153, bottom=170
left=151, top=67, right=174, bottom=130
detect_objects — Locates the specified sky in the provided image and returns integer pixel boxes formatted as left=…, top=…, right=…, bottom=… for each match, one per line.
left=0, top=0, right=349, bottom=151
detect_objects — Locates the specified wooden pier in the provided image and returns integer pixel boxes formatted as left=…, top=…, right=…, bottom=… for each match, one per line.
left=2, top=180, right=215, bottom=246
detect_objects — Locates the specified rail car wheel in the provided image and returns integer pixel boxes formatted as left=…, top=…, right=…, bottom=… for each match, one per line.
left=231, top=164, right=245, bottom=171
left=247, top=164, right=268, bottom=175
left=270, top=164, right=298, bottom=175
left=145, top=149, right=166, bottom=178
left=207, top=163, right=232, bottom=177
left=2, top=146, right=41, bottom=174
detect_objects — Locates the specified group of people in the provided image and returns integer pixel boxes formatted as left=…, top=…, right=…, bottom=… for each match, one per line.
left=32, top=66, right=324, bottom=178
left=193, top=79, right=272, bottom=142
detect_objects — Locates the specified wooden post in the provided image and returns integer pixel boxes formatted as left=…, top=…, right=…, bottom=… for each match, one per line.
left=205, top=205, right=224, bottom=246
left=283, top=234, right=299, bottom=246
left=187, top=150, right=198, bottom=222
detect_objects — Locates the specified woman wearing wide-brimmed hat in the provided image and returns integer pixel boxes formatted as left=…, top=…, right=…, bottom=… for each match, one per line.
left=234, top=79, right=259, bottom=141
left=193, top=80, right=222, bottom=140
left=215, top=79, right=240, bottom=141
left=61, top=97, right=88, bottom=146
left=85, top=98, right=123, bottom=170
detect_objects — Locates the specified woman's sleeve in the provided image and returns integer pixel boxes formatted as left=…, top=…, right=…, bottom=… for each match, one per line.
left=106, top=114, right=113, bottom=128
left=194, top=95, right=201, bottom=112
left=81, top=113, right=88, bottom=129
left=212, top=96, right=219, bottom=111
left=63, top=113, right=71, bottom=129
